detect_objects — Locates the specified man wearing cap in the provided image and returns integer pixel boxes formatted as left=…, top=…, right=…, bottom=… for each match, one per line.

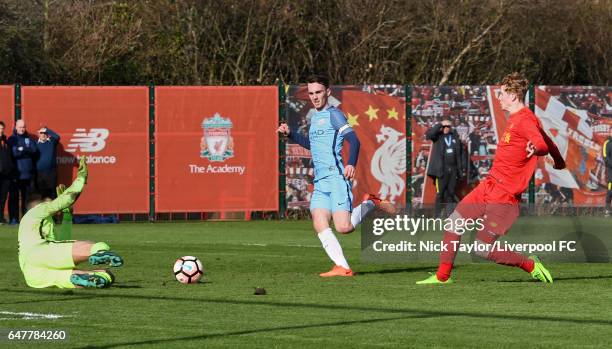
left=426, top=117, right=466, bottom=218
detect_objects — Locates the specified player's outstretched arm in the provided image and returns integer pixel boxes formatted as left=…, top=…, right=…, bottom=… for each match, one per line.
left=32, top=157, right=88, bottom=219
left=278, top=122, right=311, bottom=150
left=539, top=128, right=566, bottom=170
left=522, top=117, right=548, bottom=156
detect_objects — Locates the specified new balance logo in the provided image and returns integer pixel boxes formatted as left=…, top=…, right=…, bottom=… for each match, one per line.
left=66, top=128, right=109, bottom=153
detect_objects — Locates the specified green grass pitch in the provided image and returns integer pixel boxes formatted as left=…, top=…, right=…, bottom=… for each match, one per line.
left=1, top=219, right=611, bottom=348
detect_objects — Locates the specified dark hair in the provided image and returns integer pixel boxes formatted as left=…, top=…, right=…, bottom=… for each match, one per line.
left=28, top=192, right=43, bottom=203
left=26, top=192, right=45, bottom=209
left=306, top=74, right=330, bottom=89
left=0, top=121, right=4, bottom=127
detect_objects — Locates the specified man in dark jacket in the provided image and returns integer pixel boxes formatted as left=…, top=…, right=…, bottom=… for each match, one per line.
left=604, top=136, right=612, bottom=217
left=0, top=121, right=15, bottom=224
left=426, top=118, right=466, bottom=217
left=35, top=126, right=60, bottom=199
left=8, top=119, right=38, bottom=223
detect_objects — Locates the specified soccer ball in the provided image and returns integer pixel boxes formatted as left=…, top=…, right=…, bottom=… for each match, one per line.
left=173, top=256, right=204, bottom=284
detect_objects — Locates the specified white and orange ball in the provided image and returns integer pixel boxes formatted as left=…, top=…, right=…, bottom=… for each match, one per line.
left=173, top=256, right=204, bottom=284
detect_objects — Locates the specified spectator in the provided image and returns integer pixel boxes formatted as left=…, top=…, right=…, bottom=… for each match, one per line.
left=469, top=128, right=487, bottom=156
left=0, top=121, right=14, bottom=224
left=35, top=126, right=61, bottom=199
left=455, top=120, right=469, bottom=142
left=432, top=87, right=442, bottom=101
left=412, top=90, right=422, bottom=110
left=426, top=117, right=466, bottom=217
left=8, top=119, right=37, bottom=222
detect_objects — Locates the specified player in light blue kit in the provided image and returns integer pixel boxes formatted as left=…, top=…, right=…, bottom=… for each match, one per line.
left=278, top=75, right=395, bottom=277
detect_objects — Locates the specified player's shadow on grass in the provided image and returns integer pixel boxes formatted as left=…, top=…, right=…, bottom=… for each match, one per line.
left=498, top=275, right=612, bottom=283
left=3, top=287, right=612, bottom=330
left=552, top=275, right=612, bottom=281
left=0, top=295, right=97, bottom=305
left=357, top=265, right=441, bottom=275
left=111, top=284, right=143, bottom=289
left=80, top=313, right=442, bottom=349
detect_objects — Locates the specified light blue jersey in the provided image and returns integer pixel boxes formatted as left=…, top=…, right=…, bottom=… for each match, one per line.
left=309, top=106, right=354, bottom=181
left=308, top=106, right=355, bottom=212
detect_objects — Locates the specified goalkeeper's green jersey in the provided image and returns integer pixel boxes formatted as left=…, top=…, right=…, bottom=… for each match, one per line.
left=18, top=177, right=83, bottom=269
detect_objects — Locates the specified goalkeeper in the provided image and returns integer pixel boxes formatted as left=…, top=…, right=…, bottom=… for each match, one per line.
left=18, top=157, right=123, bottom=289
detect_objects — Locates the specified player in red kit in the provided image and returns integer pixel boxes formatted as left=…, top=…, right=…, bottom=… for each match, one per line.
left=417, top=72, right=566, bottom=285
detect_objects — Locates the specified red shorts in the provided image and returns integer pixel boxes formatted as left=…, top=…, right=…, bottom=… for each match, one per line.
left=454, top=176, right=520, bottom=238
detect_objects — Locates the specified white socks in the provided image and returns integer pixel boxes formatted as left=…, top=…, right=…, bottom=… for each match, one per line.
left=317, top=228, right=350, bottom=269
left=350, top=200, right=375, bottom=228
left=315, top=202, right=375, bottom=269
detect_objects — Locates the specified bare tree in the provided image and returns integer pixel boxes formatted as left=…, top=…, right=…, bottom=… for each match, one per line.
left=0, top=0, right=608, bottom=85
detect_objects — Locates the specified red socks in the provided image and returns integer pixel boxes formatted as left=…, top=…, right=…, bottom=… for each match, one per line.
left=475, top=229, right=534, bottom=273
left=435, top=230, right=536, bottom=281
left=487, top=249, right=534, bottom=272
left=436, top=231, right=461, bottom=281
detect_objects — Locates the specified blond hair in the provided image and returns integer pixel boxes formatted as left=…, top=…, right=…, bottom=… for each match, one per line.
left=501, top=72, right=529, bottom=103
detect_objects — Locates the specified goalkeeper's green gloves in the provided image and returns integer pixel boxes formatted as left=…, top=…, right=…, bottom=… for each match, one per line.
left=77, top=156, right=88, bottom=183
left=56, top=184, right=66, bottom=197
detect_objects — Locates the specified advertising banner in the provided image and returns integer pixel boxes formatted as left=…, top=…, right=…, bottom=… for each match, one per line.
left=155, top=87, right=278, bottom=212
left=534, top=86, right=612, bottom=206
left=21, top=86, right=149, bottom=213
left=0, top=85, right=14, bottom=130
left=412, top=86, right=502, bottom=206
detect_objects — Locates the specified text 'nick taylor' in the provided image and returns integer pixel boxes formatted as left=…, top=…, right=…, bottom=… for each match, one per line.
left=189, top=164, right=246, bottom=175
left=372, top=241, right=577, bottom=253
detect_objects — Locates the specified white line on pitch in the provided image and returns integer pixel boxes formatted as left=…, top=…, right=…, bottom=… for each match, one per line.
left=0, top=311, right=70, bottom=320
left=241, top=243, right=319, bottom=248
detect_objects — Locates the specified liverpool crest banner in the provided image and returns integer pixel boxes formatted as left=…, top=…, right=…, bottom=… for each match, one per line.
left=155, top=86, right=278, bottom=212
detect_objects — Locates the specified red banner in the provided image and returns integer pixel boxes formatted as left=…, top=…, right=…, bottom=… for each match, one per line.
left=341, top=89, right=407, bottom=206
left=285, top=85, right=407, bottom=209
left=412, top=86, right=499, bottom=205
left=0, top=85, right=14, bottom=131
left=21, top=87, right=149, bottom=213
left=155, top=87, right=278, bottom=212
left=534, top=86, right=612, bottom=206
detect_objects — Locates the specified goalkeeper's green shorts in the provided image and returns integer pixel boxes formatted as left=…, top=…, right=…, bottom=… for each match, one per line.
left=20, top=241, right=76, bottom=289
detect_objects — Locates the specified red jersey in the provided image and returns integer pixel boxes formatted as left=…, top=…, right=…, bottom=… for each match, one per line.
left=489, top=107, right=550, bottom=197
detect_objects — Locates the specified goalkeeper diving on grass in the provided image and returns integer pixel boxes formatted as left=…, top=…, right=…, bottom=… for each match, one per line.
left=18, top=157, right=124, bottom=289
